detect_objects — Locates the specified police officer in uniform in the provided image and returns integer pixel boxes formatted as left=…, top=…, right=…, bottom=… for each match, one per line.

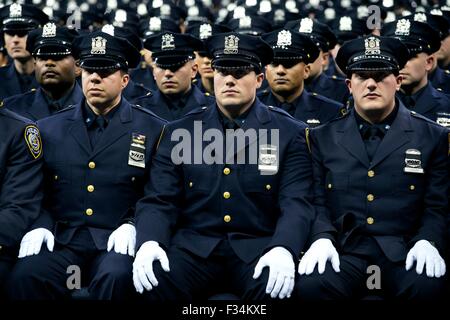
left=3, top=23, right=82, bottom=121
left=186, top=22, right=231, bottom=96
left=140, top=32, right=215, bottom=121
left=296, top=35, right=448, bottom=300
left=0, top=106, right=43, bottom=289
left=286, top=17, right=350, bottom=105
left=0, top=3, right=48, bottom=100
left=7, top=30, right=166, bottom=300
left=259, top=29, right=345, bottom=128
left=382, top=18, right=450, bottom=128
left=132, top=32, right=315, bottom=300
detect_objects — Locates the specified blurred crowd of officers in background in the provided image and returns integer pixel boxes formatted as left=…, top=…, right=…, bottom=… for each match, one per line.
left=0, top=0, right=449, bottom=301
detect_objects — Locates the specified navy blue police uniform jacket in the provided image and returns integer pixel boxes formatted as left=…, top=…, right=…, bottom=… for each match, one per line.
left=309, top=102, right=449, bottom=262
left=135, top=99, right=315, bottom=263
left=136, top=85, right=215, bottom=121
left=399, top=82, right=450, bottom=129
left=3, top=84, right=83, bottom=121
left=0, top=106, right=43, bottom=249
left=306, top=72, right=350, bottom=105
left=429, top=66, right=450, bottom=95
left=258, top=89, right=346, bottom=128
left=0, top=64, right=39, bottom=100
left=32, top=98, right=166, bottom=249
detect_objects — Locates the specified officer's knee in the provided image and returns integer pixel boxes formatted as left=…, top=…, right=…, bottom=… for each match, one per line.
left=397, top=273, right=446, bottom=300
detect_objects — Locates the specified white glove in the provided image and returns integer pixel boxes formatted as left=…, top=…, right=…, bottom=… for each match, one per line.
left=405, top=239, right=446, bottom=278
left=298, top=238, right=340, bottom=275
left=253, top=246, right=295, bottom=299
left=132, top=241, right=170, bottom=294
left=107, top=223, right=136, bottom=257
left=18, top=228, right=54, bottom=258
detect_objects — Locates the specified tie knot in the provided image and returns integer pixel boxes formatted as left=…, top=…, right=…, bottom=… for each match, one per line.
left=95, top=116, right=107, bottom=129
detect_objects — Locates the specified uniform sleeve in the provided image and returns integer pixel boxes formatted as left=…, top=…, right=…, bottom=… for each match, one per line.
left=308, top=129, right=338, bottom=245
left=411, top=128, right=449, bottom=252
left=265, top=126, right=316, bottom=258
left=0, top=123, right=43, bottom=247
left=135, top=125, right=183, bottom=250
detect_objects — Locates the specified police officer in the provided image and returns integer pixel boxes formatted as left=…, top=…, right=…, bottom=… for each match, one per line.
left=260, top=29, right=345, bottom=128
left=382, top=18, right=450, bottom=128
left=3, top=23, right=82, bottom=121
left=186, top=22, right=231, bottom=96
left=0, top=3, right=48, bottom=100
left=6, top=30, right=166, bottom=300
left=132, top=32, right=315, bottom=300
left=131, top=17, right=181, bottom=91
left=99, top=24, right=154, bottom=106
left=296, top=35, right=448, bottom=300
left=141, top=32, right=215, bottom=121
left=0, top=106, right=43, bottom=289
left=286, top=17, right=350, bottom=105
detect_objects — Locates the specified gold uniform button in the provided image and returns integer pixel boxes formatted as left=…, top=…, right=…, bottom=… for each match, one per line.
left=88, top=162, right=96, bottom=169
left=266, top=184, right=271, bottom=190
left=85, top=208, right=93, bottom=216
left=409, top=185, right=415, bottom=191
left=367, top=194, right=374, bottom=202
left=224, top=215, right=231, bottom=223
left=223, top=167, right=231, bottom=175
left=189, top=181, right=193, bottom=188
left=87, top=185, right=95, bottom=192
left=368, top=170, right=375, bottom=178
left=367, top=217, right=374, bottom=225
left=223, top=191, right=231, bottom=199
left=327, top=184, right=332, bottom=189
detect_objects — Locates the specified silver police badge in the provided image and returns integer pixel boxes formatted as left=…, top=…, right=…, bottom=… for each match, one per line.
left=339, top=16, right=352, bottom=31
left=276, top=30, right=292, bottom=50
left=258, top=144, right=278, bottom=175
left=395, top=19, right=411, bottom=36
left=9, top=3, right=22, bottom=18
left=42, top=23, right=57, bottom=38
left=404, top=149, right=424, bottom=174
left=365, top=36, right=381, bottom=55
left=199, top=23, right=212, bottom=40
left=299, top=18, right=313, bottom=34
left=91, top=36, right=107, bottom=55
left=161, top=33, right=175, bottom=50
left=149, top=17, right=162, bottom=32
left=224, top=35, right=239, bottom=54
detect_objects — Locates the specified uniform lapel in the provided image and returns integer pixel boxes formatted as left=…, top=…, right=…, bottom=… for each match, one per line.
left=68, top=101, right=92, bottom=156
left=91, top=99, right=133, bottom=158
left=370, top=104, right=412, bottom=168
left=337, top=109, right=371, bottom=167
left=29, top=89, right=51, bottom=121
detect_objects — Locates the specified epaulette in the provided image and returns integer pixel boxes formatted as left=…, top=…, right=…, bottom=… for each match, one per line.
left=410, top=110, right=444, bottom=128
left=178, top=106, right=209, bottom=119
left=257, top=89, right=270, bottom=97
left=54, top=105, right=76, bottom=114
left=133, top=104, right=166, bottom=122
left=267, top=105, right=294, bottom=118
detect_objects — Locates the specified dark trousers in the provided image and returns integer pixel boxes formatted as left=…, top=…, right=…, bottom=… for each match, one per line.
left=6, top=228, right=134, bottom=300
left=140, top=239, right=273, bottom=301
left=295, top=237, right=446, bottom=300
left=0, top=251, right=15, bottom=297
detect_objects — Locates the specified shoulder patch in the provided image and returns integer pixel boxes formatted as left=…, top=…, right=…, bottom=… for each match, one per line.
left=24, top=125, right=42, bottom=159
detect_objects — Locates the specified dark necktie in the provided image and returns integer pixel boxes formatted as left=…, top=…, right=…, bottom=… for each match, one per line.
left=402, top=95, right=416, bottom=108
left=90, top=116, right=107, bottom=148
left=362, top=125, right=383, bottom=161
